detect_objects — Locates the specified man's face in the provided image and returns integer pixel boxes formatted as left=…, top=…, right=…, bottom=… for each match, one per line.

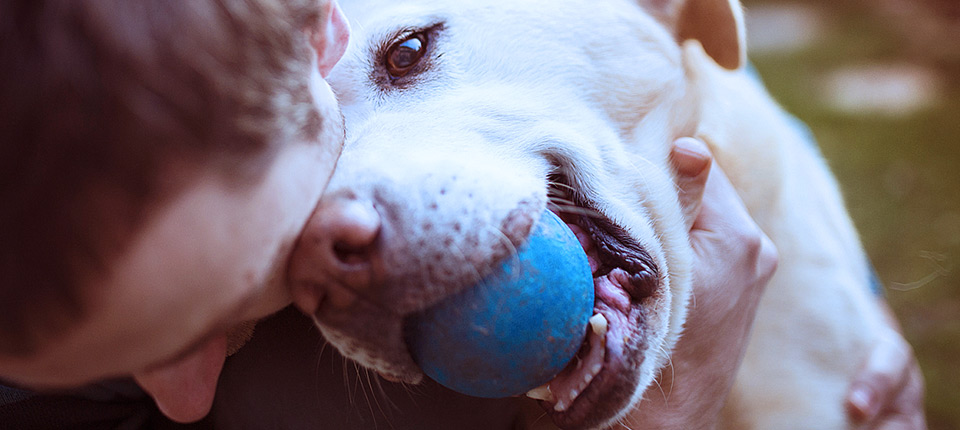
left=0, top=1, right=351, bottom=422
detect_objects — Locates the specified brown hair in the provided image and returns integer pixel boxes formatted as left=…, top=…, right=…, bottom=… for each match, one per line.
left=0, top=0, right=329, bottom=355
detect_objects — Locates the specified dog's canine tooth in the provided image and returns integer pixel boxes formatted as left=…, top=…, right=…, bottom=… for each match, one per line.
left=589, top=313, right=608, bottom=336
left=526, top=315, right=607, bottom=408
left=526, top=384, right=556, bottom=402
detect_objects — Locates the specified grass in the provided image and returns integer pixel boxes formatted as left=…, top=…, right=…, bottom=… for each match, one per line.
left=743, top=0, right=960, bottom=427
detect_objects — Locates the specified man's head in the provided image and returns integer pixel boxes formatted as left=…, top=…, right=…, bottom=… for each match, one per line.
left=0, top=0, right=349, bottom=421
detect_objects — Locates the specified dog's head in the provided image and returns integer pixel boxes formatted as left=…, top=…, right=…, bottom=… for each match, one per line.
left=287, top=0, right=744, bottom=428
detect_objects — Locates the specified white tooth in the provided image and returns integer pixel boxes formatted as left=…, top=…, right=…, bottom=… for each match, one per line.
left=592, top=364, right=603, bottom=375
left=585, top=374, right=592, bottom=384
left=570, top=389, right=579, bottom=400
left=589, top=313, right=608, bottom=336
left=554, top=400, right=568, bottom=412
left=526, top=384, right=555, bottom=402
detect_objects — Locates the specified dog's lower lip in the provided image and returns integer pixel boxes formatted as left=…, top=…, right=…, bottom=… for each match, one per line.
left=538, top=294, right=648, bottom=429
left=532, top=209, right=655, bottom=429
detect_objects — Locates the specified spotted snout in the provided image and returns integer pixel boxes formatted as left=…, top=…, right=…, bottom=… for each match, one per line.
left=287, top=148, right=548, bottom=382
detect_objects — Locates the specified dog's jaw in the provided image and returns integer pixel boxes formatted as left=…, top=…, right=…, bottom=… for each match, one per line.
left=526, top=180, right=672, bottom=430
left=303, top=145, right=680, bottom=429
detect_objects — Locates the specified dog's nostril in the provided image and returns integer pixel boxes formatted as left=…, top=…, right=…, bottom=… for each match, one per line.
left=289, top=195, right=384, bottom=311
left=333, top=242, right=371, bottom=266
left=324, top=198, right=382, bottom=268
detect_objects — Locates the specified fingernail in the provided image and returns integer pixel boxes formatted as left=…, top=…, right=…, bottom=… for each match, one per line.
left=672, top=138, right=711, bottom=177
left=848, top=386, right=878, bottom=421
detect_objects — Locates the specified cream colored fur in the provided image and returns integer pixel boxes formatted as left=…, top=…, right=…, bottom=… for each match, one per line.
left=320, top=0, right=887, bottom=428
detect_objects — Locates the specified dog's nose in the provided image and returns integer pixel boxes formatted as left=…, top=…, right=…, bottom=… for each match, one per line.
left=288, top=193, right=382, bottom=314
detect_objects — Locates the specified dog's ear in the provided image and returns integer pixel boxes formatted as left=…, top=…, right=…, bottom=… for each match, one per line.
left=640, top=0, right=745, bottom=70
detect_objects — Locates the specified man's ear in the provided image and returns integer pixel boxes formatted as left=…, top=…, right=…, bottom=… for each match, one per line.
left=640, top=0, right=745, bottom=70
left=307, top=1, right=350, bottom=78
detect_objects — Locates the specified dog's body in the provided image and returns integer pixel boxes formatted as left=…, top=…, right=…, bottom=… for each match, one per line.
left=306, top=0, right=887, bottom=428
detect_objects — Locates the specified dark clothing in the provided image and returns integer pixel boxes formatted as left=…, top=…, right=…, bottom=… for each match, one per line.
left=206, top=307, right=523, bottom=430
left=0, top=378, right=168, bottom=429
left=0, top=308, right=522, bottom=430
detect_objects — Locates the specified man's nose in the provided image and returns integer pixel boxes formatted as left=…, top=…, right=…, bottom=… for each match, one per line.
left=288, top=192, right=383, bottom=315
left=133, top=335, right=227, bottom=424
left=314, top=0, right=350, bottom=78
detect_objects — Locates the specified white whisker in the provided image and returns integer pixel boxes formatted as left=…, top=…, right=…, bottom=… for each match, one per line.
left=548, top=203, right=603, bottom=219
left=547, top=196, right=578, bottom=207
left=548, top=180, right=578, bottom=194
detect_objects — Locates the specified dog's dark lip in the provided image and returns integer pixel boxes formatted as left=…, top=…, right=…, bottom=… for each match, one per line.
left=544, top=177, right=661, bottom=430
left=548, top=173, right=660, bottom=304
left=576, top=214, right=660, bottom=302
left=544, top=304, right=649, bottom=430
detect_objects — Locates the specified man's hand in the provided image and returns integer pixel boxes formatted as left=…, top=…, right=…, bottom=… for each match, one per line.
left=847, top=303, right=927, bottom=429
left=617, top=137, right=926, bottom=430
left=617, top=137, right=778, bottom=429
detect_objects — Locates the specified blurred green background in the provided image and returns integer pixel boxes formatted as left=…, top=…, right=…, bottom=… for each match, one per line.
left=742, top=0, right=959, bottom=427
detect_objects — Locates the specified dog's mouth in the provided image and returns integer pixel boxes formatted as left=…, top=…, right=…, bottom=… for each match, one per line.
left=530, top=175, right=662, bottom=429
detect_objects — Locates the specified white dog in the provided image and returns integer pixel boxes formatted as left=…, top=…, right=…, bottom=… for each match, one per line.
left=288, top=0, right=888, bottom=428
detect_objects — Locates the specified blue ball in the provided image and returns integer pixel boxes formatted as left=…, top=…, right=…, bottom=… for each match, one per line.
left=406, top=210, right=595, bottom=398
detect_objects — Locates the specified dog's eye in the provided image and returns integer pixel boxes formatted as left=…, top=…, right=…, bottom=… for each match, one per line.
left=385, top=32, right=427, bottom=78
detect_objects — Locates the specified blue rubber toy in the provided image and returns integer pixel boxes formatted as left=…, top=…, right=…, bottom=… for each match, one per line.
left=406, top=210, right=595, bottom=398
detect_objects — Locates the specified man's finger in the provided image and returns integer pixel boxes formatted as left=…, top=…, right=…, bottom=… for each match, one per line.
left=671, top=137, right=712, bottom=229
left=846, top=331, right=912, bottom=423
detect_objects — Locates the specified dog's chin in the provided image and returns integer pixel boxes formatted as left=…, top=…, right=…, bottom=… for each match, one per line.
left=315, top=318, right=426, bottom=384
